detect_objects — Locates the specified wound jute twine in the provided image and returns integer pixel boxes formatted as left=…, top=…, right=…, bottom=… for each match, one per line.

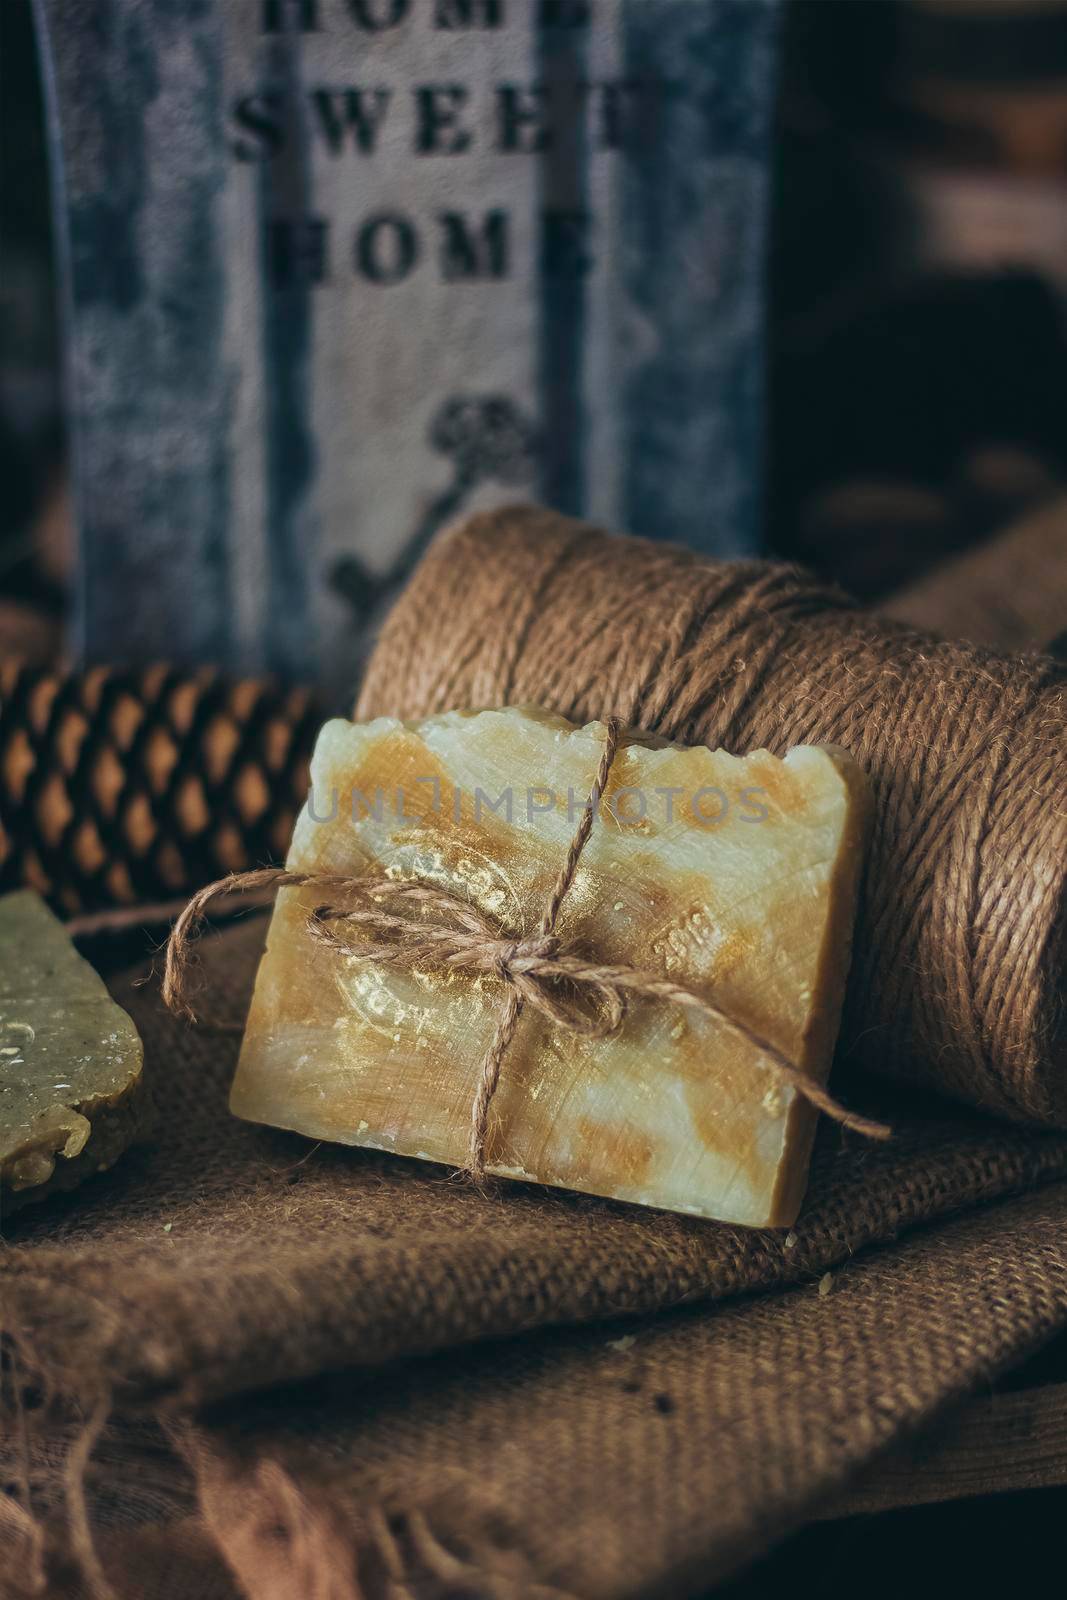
left=162, top=715, right=888, bottom=1183
left=353, top=506, right=1067, bottom=1129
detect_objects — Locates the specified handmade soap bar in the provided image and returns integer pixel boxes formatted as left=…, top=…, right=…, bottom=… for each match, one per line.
left=0, top=890, right=145, bottom=1212
left=232, top=709, right=870, bottom=1226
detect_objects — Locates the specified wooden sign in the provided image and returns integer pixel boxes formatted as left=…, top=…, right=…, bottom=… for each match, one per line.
left=34, top=0, right=780, bottom=693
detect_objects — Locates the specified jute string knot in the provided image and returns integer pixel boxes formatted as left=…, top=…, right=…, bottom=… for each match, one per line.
left=163, top=717, right=889, bottom=1184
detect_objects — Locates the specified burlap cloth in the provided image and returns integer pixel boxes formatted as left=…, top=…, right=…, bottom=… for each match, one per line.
left=5, top=506, right=1067, bottom=1596
left=5, top=917, right=1067, bottom=1598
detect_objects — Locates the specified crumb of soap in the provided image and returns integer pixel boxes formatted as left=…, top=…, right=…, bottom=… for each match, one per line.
left=783, top=1230, right=798, bottom=1250
left=607, top=1335, right=636, bottom=1352
left=357, top=1120, right=369, bottom=1133
left=762, top=1085, right=783, bottom=1118
left=818, top=1271, right=833, bottom=1297
left=162, top=1222, right=173, bottom=1234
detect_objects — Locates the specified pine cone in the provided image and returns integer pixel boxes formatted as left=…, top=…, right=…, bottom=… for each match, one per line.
left=0, top=660, right=321, bottom=914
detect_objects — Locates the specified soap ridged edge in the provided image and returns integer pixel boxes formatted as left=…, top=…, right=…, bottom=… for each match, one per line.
left=767, top=744, right=874, bottom=1227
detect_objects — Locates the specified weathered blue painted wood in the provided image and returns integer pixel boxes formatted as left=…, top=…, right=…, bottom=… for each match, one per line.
left=620, top=0, right=779, bottom=555
left=34, top=0, right=235, bottom=668
left=34, top=0, right=780, bottom=693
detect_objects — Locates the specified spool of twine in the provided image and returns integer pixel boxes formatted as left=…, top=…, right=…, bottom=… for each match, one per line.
left=356, top=505, right=1067, bottom=1128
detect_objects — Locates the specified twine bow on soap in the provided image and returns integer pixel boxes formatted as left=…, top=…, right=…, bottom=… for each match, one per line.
left=163, top=718, right=889, bottom=1184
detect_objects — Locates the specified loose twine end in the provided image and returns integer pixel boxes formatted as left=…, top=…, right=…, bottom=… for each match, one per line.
left=162, top=720, right=890, bottom=1186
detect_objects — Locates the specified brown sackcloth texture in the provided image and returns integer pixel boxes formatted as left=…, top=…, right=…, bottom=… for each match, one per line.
left=5, top=508, right=1067, bottom=1598
left=5, top=923, right=1067, bottom=1597
left=356, top=505, right=1067, bottom=1128
left=884, top=494, right=1067, bottom=654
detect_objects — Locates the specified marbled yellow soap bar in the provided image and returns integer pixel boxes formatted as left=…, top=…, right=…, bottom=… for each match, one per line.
left=232, top=708, right=871, bottom=1226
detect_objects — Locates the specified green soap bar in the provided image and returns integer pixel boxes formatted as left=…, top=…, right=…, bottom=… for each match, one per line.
left=0, top=890, right=145, bottom=1213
